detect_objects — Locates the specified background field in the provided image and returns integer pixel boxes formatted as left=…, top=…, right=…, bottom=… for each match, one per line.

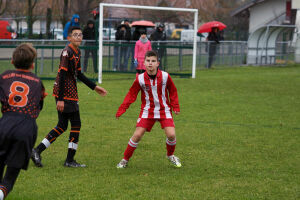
left=2, top=65, right=300, bottom=200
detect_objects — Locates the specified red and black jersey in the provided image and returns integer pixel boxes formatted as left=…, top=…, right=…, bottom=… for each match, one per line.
left=53, top=44, right=81, bottom=101
left=0, top=69, right=46, bottom=118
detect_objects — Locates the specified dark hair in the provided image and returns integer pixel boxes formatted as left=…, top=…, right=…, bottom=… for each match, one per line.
left=158, top=23, right=164, bottom=28
left=12, top=43, right=37, bottom=69
left=68, top=26, right=81, bottom=36
left=144, top=50, right=158, bottom=60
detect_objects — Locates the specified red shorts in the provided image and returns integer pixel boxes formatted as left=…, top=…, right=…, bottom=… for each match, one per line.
left=136, top=118, right=175, bottom=132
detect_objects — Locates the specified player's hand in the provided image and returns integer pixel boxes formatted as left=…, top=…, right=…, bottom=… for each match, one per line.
left=57, top=101, right=64, bottom=112
left=95, top=86, right=107, bottom=96
left=174, top=111, right=180, bottom=115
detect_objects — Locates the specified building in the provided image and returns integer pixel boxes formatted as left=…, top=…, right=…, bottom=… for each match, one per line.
left=232, top=0, right=299, bottom=64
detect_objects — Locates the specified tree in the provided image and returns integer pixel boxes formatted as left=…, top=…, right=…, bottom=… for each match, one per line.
left=62, top=0, right=68, bottom=28
left=0, top=0, right=8, bottom=16
left=6, top=0, right=26, bottom=33
left=190, top=0, right=248, bottom=40
left=27, top=0, right=38, bottom=37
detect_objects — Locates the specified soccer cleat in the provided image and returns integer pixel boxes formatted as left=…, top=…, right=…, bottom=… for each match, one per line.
left=64, top=160, right=86, bottom=168
left=31, top=148, right=43, bottom=167
left=117, top=159, right=128, bottom=168
left=167, top=155, right=182, bottom=168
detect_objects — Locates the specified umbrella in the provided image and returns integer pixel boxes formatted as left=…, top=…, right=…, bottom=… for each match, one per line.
left=198, top=21, right=226, bottom=33
left=131, top=20, right=155, bottom=27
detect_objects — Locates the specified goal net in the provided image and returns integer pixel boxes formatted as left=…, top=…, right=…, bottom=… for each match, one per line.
left=97, top=3, right=198, bottom=83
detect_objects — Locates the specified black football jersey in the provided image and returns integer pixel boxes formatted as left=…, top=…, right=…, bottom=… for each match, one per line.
left=53, top=44, right=81, bottom=101
left=0, top=70, right=45, bottom=118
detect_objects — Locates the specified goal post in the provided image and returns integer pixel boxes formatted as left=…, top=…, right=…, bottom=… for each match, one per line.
left=98, top=3, right=198, bottom=83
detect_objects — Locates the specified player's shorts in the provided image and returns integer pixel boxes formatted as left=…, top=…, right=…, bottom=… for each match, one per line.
left=136, top=118, right=175, bottom=132
left=55, top=98, right=79, bottom=113
left=0, top=112, right=37, bottom=170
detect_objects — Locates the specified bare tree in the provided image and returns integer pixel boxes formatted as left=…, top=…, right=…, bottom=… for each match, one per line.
left=0, top=0, right=8, bottom=16
left=6, top=0, right=26, bottom=33
left=27, top=0, right=38, bottom=37
left=62, top=0, right=69, bottom=27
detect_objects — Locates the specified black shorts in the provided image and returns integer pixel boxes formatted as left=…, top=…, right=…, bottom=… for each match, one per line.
left=0, top=112, right=37, bottom=170
left=55, top=98, right=79, bottom=113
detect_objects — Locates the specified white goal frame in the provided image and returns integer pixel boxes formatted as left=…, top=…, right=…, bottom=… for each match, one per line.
left=98, top=3, right=198, bottom=83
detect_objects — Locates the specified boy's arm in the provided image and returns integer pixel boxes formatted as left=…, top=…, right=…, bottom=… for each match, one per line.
left=56, top=49, right=69, bottom=112
left=167, top=74, right=180, bottom=113
left=77, top=71, right=107, bottom=96
left=39, top=82, right=47, bottom=111
left=116, top=79, right=140, bottom=118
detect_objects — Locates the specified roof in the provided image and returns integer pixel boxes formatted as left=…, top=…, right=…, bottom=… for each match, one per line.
left=231, top=0, right=267, bottom=17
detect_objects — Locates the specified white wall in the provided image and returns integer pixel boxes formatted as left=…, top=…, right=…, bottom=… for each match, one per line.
left=249, top=0, right=286, bottom=33
left=11, top=20, right=63, bottom=33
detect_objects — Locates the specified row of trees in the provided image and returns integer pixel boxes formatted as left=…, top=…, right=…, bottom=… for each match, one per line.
left=0, top=0, right=103, bottom=38
left=0, top=0, right=248, bottom=40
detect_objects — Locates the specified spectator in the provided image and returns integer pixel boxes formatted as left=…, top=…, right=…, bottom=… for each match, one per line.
left=83, top=19, right=97, bottom=73
left=150, top=23, right=167, bottom=69
left=206, top=27, right=221, bottom=69
left=113, top=20, right=131, bottom=71
left=130, top=27, right=146, bottom=70
left=63, top=14, right=80, bottom=39
left=134, top=29, right=152, bottom=74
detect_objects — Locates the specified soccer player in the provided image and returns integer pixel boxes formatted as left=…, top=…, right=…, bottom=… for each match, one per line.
left=0, top=43, right=46, bottom=200
left=116, top=50, right=181, bottom=168
left=31, top=26, right=107, bottom=168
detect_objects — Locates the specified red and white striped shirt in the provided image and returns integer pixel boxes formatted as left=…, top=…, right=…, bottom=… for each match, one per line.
left=116, top=69, right=180, bottom=119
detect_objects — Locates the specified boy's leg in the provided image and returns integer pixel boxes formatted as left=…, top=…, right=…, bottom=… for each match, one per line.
left=0, top=167, right=20, bottom=199
left=32, top=112, right=68, bottom=167
left=117, top=127, right=147, bottom=168
left=161, top=119, right=182, bottom=168
left=64, top=111, right=85, bottom=167
left=164, top=127, right=176, bottom=156
left=124, top=127, right=146, bottom=160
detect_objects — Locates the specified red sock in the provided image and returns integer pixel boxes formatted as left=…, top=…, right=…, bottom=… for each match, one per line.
left=166, top=138, right=176, bottom=156
left=123, top=139, right=138, bottom=161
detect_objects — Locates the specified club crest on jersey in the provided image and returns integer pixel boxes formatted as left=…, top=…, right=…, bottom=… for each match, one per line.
left=142, top=85, right=150, bottom=91
left=62, top=50, right=68, bottom=57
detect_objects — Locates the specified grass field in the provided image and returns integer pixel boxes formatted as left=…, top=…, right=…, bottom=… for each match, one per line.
left=2, top=65, right=300, bottom=200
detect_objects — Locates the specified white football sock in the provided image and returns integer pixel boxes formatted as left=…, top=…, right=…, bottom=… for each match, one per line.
left=0, top=190, right=4, bottom=200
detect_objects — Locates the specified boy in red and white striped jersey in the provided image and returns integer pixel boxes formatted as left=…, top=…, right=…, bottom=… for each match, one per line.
left=116, top=50, right=181, bottom=168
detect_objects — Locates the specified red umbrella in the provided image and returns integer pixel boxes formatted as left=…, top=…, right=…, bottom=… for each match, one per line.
left=131, top=20, right=155, bottom=27
left=198, top=21, right=226, bottom=33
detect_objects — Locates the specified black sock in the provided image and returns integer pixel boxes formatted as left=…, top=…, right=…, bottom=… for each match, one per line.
left=66, top=149, right=76, bottom=162
left=36, top=143, right=46, bottom=154
left=0, top=167, right=20, bottom=198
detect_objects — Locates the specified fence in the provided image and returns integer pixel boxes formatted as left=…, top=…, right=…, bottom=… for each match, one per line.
left=0, top=39, right=295, bottom=78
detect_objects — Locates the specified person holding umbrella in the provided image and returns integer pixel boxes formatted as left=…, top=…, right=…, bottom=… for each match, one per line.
left=198, top=21, right=226, bottom=69
left=206, top=27, right=221, bottom=69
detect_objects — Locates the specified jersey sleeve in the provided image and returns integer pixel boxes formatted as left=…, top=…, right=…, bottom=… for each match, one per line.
left=59, top=49, right=70, bottom=71
left=39, top=82, right=47, bottom=110
left=77, top=71, right=96, bottom=90
left=116, top=78, right=141, bottom=118
left=167, top=74, right=180, bottom=112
